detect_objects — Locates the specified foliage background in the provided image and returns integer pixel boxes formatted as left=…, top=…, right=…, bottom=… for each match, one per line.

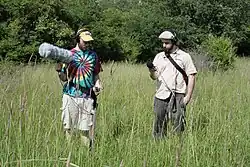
left=0, top=0, right=249, bottom=63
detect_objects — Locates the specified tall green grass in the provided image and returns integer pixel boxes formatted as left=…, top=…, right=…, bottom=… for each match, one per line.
left=0, top=58, right=250, bottom=167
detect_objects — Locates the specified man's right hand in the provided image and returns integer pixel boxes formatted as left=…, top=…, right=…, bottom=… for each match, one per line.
left=147, top=61, right=157, bottom=71
left=147, top=61, right=158, bottom=80
left=146, top=61, right=154, bottom=69
left=93, top=86, right=102, bottom=96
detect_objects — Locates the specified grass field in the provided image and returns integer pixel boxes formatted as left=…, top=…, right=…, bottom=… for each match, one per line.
left=0, top=58, right=250, bottom=167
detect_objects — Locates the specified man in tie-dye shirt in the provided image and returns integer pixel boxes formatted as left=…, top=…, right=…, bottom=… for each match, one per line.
left=60, top=28, right=103, bottom=146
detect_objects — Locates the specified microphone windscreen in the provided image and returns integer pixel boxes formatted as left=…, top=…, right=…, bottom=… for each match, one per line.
left=39, top=42, right=73, bottom=63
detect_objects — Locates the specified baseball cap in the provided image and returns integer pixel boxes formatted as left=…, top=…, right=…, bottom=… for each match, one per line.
left=79, top=31, right=94, bottom=42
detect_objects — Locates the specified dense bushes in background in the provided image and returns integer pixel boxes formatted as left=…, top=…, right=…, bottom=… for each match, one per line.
left=201, top=35, right=236, bottom=71
left=0, top=0, right=249, bottom=70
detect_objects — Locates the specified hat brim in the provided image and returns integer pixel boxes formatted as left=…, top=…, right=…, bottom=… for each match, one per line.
left=79, top=34, right=94, bottom=42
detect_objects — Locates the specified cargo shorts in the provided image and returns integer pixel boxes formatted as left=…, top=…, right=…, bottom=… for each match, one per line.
left=61, top=94, right=95, bottom=131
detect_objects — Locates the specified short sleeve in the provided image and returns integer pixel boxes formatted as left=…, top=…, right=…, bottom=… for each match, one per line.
left=184, top=54, right=197, bottom=75
left=153, top=54, right=160, bottom=67
left=153, top=52, right=166, bottom=72
left=94, top=55, right=103, bottom=75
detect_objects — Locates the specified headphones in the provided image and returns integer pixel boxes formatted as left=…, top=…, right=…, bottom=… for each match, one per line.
left=75, top=28, right=89, bottom=43
left=165, top=29, right=178, bottom=44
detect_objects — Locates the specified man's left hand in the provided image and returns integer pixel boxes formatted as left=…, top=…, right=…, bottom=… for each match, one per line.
left=93, top=86, right=103, bottom=96
left=183, top=96, right=191, bottom=105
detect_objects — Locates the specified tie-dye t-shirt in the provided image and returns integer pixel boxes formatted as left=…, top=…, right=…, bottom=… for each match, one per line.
left=62, top=48, right=101, bottom=97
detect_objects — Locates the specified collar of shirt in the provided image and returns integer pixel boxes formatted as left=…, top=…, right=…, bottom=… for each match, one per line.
left=162, top=48, right=179, bottom=59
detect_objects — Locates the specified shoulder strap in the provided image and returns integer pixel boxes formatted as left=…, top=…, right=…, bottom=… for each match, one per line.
left=165, top=53, right=188, bottom=85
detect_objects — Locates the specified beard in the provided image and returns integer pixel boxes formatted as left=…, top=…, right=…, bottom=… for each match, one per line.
left=163, top=45, right=174, bottom=55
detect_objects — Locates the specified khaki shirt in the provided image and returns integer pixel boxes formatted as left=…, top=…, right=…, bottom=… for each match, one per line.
left=153, top=48, right=197, bottom=100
